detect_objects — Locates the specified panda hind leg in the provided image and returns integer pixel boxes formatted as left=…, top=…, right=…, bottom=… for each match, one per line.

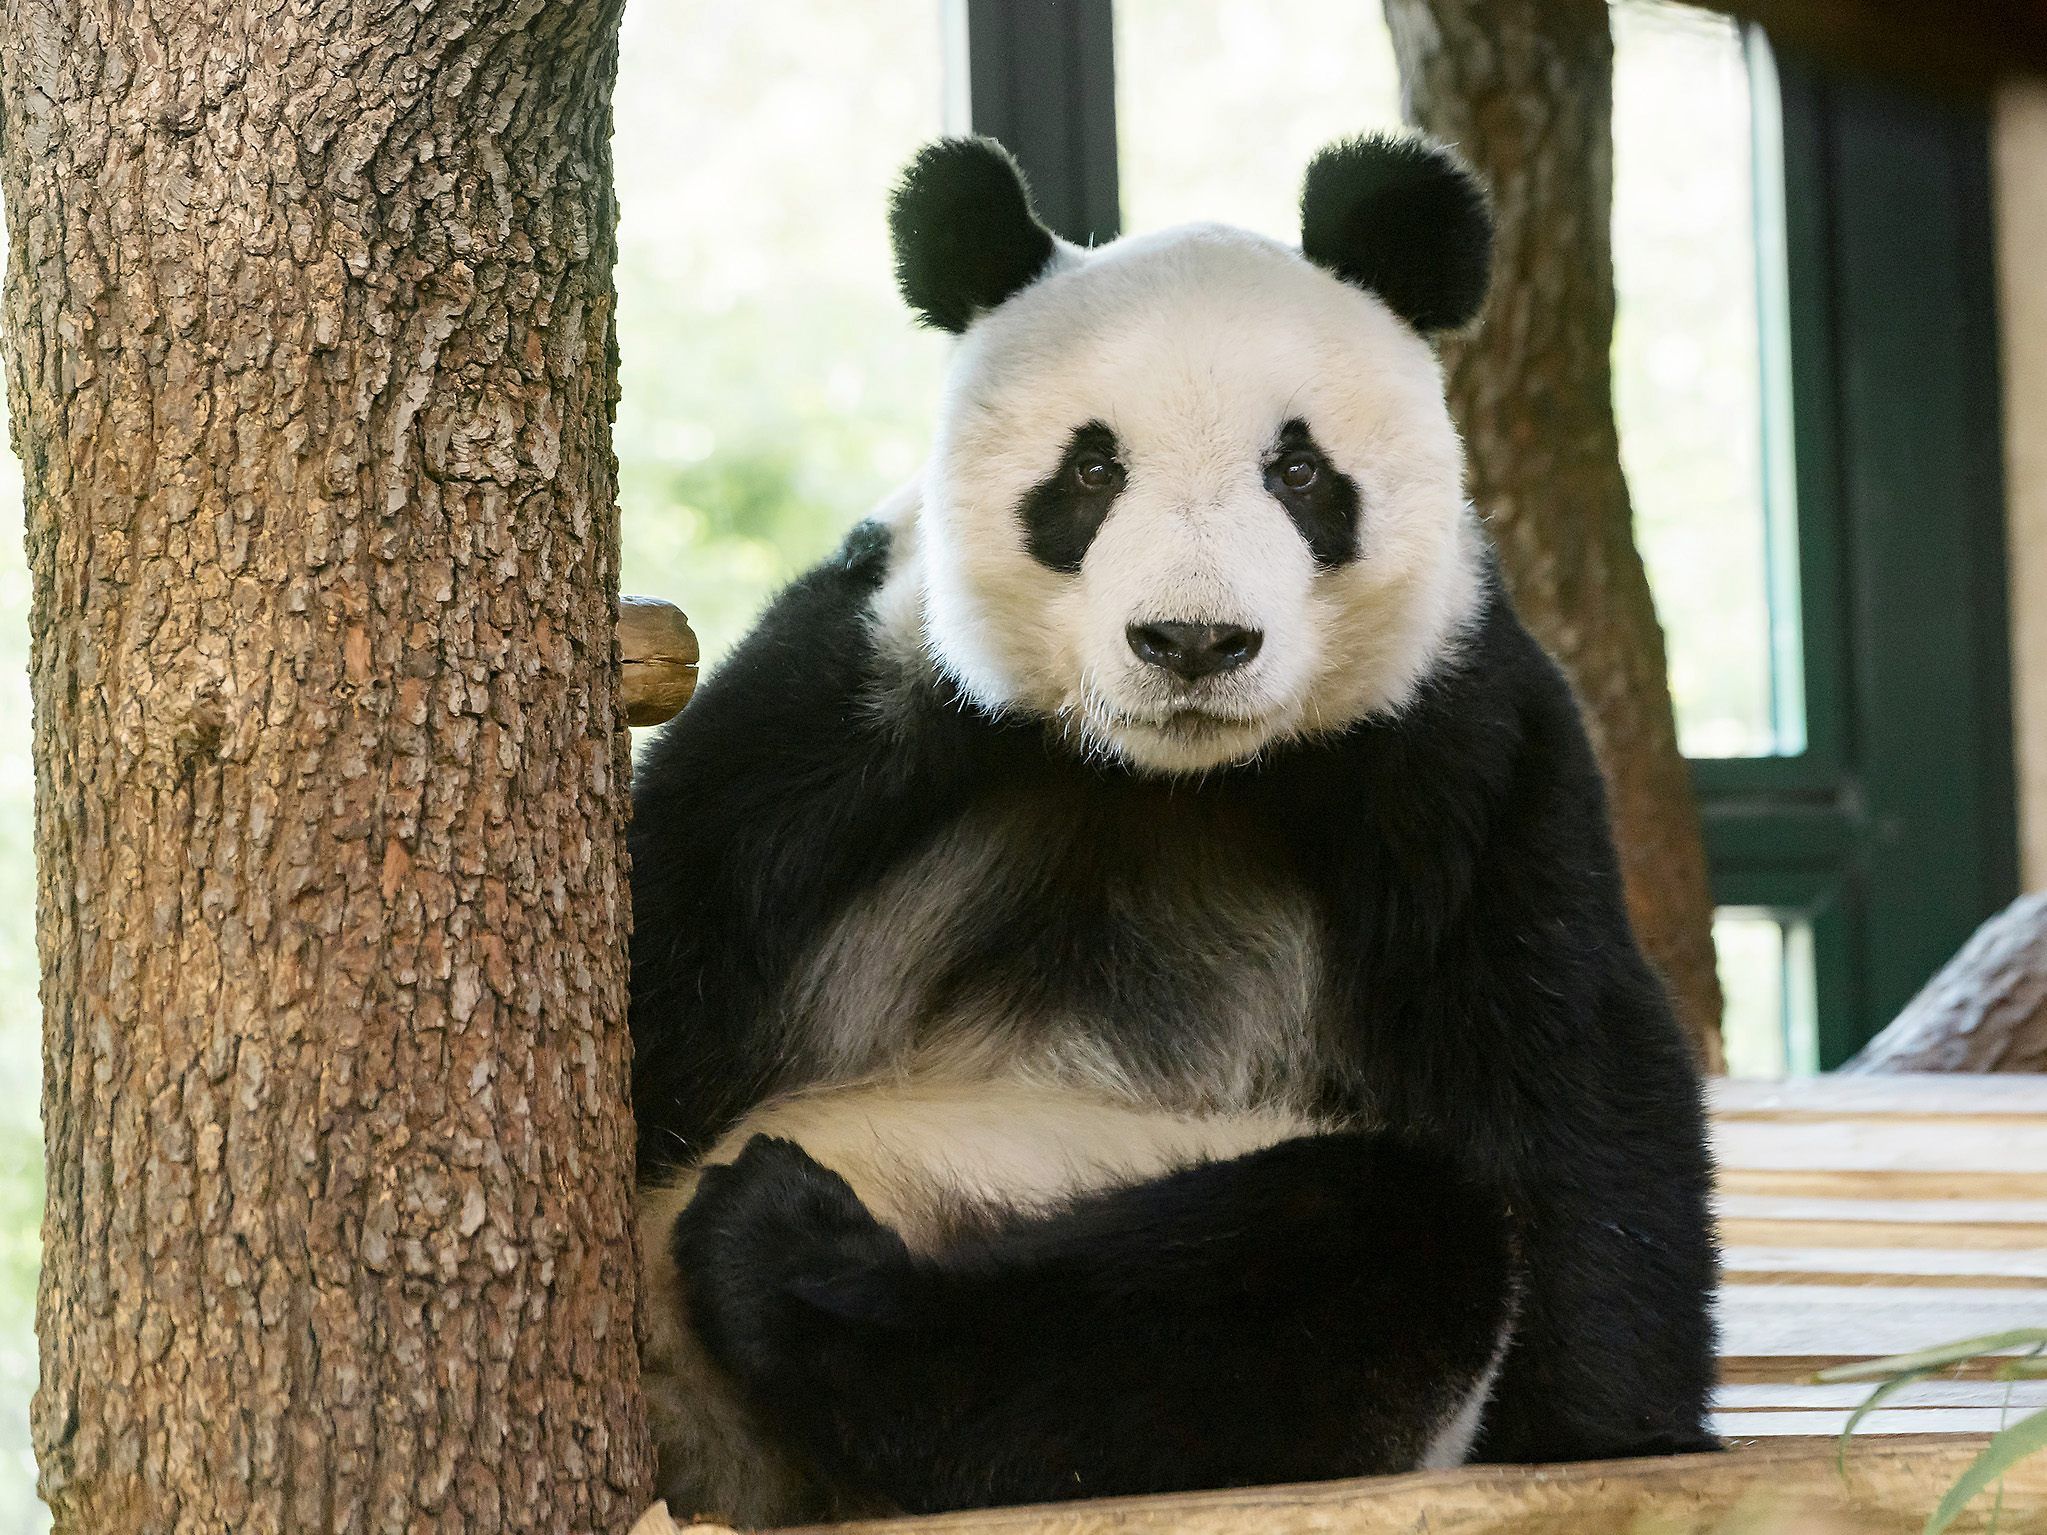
left=673, top=1130, right=1517, bottom=1515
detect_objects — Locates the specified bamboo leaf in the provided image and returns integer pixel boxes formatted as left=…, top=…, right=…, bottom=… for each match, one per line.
left=1837, top=1368, right=1935, bottom=1474
left=1923, top=1405, right=2047, bottom=1535
left=1817, top=1331, right=2047, bottom=1383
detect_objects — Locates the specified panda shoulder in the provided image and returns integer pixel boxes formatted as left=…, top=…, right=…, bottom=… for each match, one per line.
left=635, top=492, right=920, bottom=781
left=784, top=475, right=919, bottom=623
left=1349, top=568, right=1588, bottom=817
left=1408, top=568, right=1623, bottom=862
left=756, top=517, right=893, bottom=633
left=731, top=510, right=903, bottom=671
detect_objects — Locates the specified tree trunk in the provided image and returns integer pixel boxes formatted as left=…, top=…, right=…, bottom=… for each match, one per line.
left=1385, top=0, right=1727, bottom=1068
left=0, top=2, right=653, bottom=1530
left=1846, top=893, right=2047, bottom=1073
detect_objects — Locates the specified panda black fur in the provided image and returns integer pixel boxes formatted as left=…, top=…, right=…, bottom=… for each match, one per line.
left=630, top=134, right=1718, bottom=1526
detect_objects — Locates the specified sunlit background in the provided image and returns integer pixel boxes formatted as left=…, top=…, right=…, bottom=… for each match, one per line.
left=0, top=0, right=1797, bottom=1522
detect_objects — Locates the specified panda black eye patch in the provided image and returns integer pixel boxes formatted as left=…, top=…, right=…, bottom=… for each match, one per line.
left=1265, top=418, right=1360, bottom=568
left=1020, top=420, right=1126, bottom=573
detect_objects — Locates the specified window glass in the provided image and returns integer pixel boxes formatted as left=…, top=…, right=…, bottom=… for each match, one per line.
left=1716, top=910, right=1819, bottom=1077
left=1716, top=913, right=1786, bottom=1076
left=1115, top=0, right=1402, bottom=240
left=1613, top=1, right=1784, bottom=757
left=613, top=0, right=949, bottom=666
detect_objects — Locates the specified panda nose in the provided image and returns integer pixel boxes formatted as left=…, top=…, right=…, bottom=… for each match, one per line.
left=1125, top=621, right=1264, bottom=682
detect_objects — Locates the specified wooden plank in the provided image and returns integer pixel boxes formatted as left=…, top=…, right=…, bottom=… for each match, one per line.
left=1720, top=1215, right=2047, bottom=1249
left=1719, top=1246, right=2047, bottom=1279
left=1724, top=1269, right=2047, bottom=1288
left=1717, top=1284, right=2047, bottom=1356
left=1720, top=1382, right=2047, bottom=1409
left=1718, top=1106, right=2047, bottom=1125
left=1718, top=1353, right=2029, bottom=1384
left=1718, top=1194, right=2047, bottom=1223
left=1710, top=1078, right=2046, bottom=1441
left=1721, top=1167, right=2047, bottom=1201
left=1712, top=1074, right=2047, bottom=1115
left=1711, top=1119, right=2047, bottom=1173
left=1714, top=1407, right=2030, bottom=1436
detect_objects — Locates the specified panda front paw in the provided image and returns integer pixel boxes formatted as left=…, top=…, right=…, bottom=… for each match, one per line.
left=673, top=1135, right=910, bottom=1386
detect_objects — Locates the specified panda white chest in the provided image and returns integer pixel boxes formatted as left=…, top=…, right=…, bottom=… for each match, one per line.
left=781, top=789, right=1331, bottom=1113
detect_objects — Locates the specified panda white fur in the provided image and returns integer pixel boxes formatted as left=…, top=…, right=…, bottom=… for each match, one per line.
left=629, top=134, right=1718, bottom=1527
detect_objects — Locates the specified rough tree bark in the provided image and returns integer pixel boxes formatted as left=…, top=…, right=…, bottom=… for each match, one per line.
left=1385, top=0, right=1727, bottom=1067
left=1846, top=893, right=2047, bottom=1073
left=0, top=1, right=652, bottom=1530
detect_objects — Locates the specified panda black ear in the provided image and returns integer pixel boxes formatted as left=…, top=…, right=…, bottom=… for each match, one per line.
left=1300, top=134, right=1494, bottom=334
left=889, top=137, right=1059, bottom=333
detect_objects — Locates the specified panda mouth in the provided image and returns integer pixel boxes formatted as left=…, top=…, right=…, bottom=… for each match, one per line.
left=1073, top=688, right=1273, bottom=757
left=1071, top=692, right=1280, bottom=771
left=1112, top=705, right=1267, bottom=744
left=1156, top=707, right=1251, bottom=734
left=1086, top=695, right=1260, bottom=734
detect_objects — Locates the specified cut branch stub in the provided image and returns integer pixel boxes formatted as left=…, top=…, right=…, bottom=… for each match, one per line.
left=621, top=596, right=700, bottom=726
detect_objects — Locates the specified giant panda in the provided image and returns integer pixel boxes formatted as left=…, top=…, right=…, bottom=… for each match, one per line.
left=629, top=132, right=1718, bottom=1527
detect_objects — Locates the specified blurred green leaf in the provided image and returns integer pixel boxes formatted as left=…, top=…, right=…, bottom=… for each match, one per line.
left=1817, top=1331, right=2047, bottom=1383
left=1923, top=1406, right=2047, bottom=1535
left=1835, top=1367, right=1936, bottom=1474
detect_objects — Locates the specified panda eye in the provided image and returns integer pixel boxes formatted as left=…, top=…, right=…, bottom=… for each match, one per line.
left=1274, top=452, right=1321, bottom=492
left=1071, top=453, right=1123, bottom=493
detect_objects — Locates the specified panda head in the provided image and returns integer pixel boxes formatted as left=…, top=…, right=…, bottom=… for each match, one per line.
left=889, top=134, right=1493, bottom=776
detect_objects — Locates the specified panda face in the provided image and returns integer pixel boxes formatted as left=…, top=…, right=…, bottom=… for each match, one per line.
left=885, top=134, right=1494, bottom=776
left=918, top=226, right=1482, bottom=775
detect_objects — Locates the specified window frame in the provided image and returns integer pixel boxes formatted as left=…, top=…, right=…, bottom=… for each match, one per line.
left=1696, top=39, right=2016, bottom=1065
left=960, top=0, right=2019, bottom=1068
left=957, top=0, right=1121, bottom=244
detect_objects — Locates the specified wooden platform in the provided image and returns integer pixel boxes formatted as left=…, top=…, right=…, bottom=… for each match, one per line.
left=1712, top=1074, right=2047, bottom=1440
left=641, top=1073, right=2047, bottom=1533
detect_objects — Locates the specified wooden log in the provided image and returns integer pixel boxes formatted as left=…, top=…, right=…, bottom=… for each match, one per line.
left=621, top=596, right=700, bottom=726
left=628, top=1440, right=2047, bottom=1535
left=1846, top=893, right=2047, bottom=1073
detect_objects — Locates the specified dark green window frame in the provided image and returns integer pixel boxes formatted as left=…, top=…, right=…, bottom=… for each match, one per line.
left=1698, top=41, right=2016, bottom=1065
left=960, top=0, right=2019, bottom=1067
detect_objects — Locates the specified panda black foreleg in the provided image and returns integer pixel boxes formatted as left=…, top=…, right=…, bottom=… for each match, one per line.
left=674, top=1131, right=1516, bottom=1514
